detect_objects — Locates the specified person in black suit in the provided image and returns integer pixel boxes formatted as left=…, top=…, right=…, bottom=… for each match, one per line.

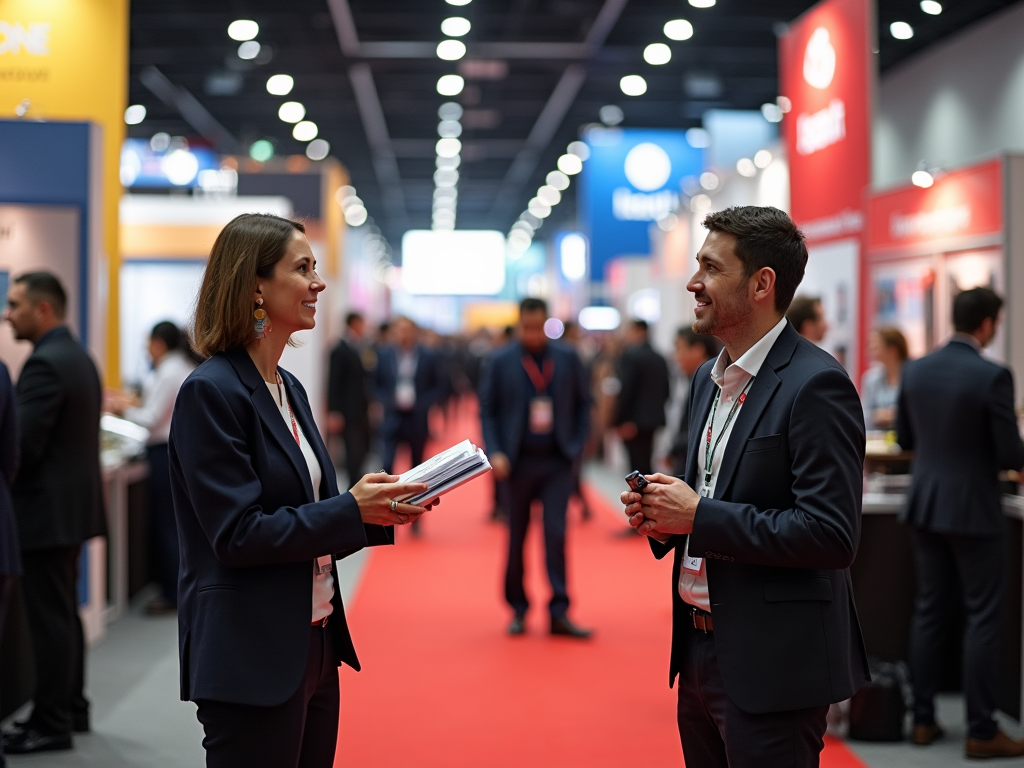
left=479, top=297, right=592, bottom=638
left=622, top=207, right=869, bottom=767
left=897, top=287, right=1024, bottom=758
left=375, top=316, right=444, bottom=535
left=2, top=272, right=106, bottom=755
left=172, top=214, right=436, bottom=768
left=0, top=359, right=20, bottom=768
left=327, top=311, right=371, bottom=489
left=667, top=329, right=721, bottom=475
left=614, top=319, right=670, bottom=477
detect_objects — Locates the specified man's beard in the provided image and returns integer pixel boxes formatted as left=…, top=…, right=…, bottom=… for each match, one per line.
left=692, top=281, right=752, bottom=337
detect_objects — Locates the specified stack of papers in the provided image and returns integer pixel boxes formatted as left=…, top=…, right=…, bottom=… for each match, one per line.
left=397, top=440, right=492, bottom=505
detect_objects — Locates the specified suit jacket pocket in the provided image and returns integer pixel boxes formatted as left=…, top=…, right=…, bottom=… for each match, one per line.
left=745, top=433, right=781, bottom=453
left=763, top=577, right=832, bottom=602
left=197, top=584, right=240, bottom=593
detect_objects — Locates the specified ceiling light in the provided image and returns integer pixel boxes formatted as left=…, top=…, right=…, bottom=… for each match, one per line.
left=336, top=185, right=355, bottom=201
left=657, top=214, right=679, bottom=232
left=437, top=39, right=467, bottom=60
left=436, top=154, right=461, bottom=169
left=436, top=137, right=462, bottom=157
left=754, top=149, right=772, bottom=168
left=278, top=101, right=305, bottom=123
left=736, top=158, right=756, bottom=177
left=438, top=102, right=463, bottom=121
left=920, top=0, right=942, bottom=14
left=237, top=41, right=261, bottom=60
left=544, top=319, right=565, bottom=339
left=546, top=170, right=570, bottom=190
left=538, top=185, right=561, bottom=206
left=620, top=75, right=647, bottom=96
left=441, top=17, right=471, bottom=37
left=685, top=127, right=710, bottom=148
left=644, top=43, right=672, bottom=65
left=578, top=306, right=620, bottom=331
left=437, top=74, right=465, bottom=96
left=162, top=149, right=199, bottom=186
left=228, top=19, right=259, bottom=41
left=557, top=154, right=583, bottom=175
left=292, top=121, right=318, bottom=141
left=761, top=103, right=783, bottom=122
left=599, top=104, right=624, bottom=126
left=124, top=104, right=147, bottom=125
left=890, top=21, right=914, bottom=39
left=689, top=0, right=716, bottom=7
left=567, top=141, right=590, bottom=160
left=434, top=187, right=458, bottom=200
left=776, top=96, right=792, bottom=113
left=305, top=139, right=330, bottom=161
left=340, top=195, right=363, bottom=211
left=690, top=194, right=712, bottom=213
left=266, top=74, right=294, bottom=95
left=249, top=139, right=274, bottom=162
left=663, top=19, right=694, bottom=41
left=700, top=171, right=719, bottom=190
left=911, top=170, right=934, bottom=188
left=434, top=168, right=459, bottom=186
left=528, top=198, right=552, bottom=218
left=512, top=220, right=534, bottom=235
left=446, top=0, right=472, bottom=4
left=345, top=205, right=368, bottom=226
left=438, top=120, right=463, bottom=138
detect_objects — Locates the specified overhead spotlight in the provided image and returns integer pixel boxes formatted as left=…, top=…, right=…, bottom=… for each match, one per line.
left=557, top=154, right=583, bottom=175
left=776, top=95, right=792, bottom=113
left=293, top=121, right=318, bottom=141
left=657, top=213, right=679, bottom=232
left=437, top=39, right=467, bottom=60
left=537, top=185, right=561, bottom=206
left=124, top=104, right=147, bottom=125
left=685, top=127, right=711, bottom=148
left=689, top=0, right=715, bottom=7
left=436, top=154, right=461, bottom=169
left=345, top=205, right=368, bottom=226
left=438, top=102, right=463, bottom=121
left=690, top=194, right=712, bottom=213
left=441, top=17, right=471, bottom=36
left=736, top=158, right=757, bottom=177
left=754, top=149, right=772, bottom=168
left=437, top=74, right=465, bottom=96
left=249, top=139, right=274, bottom=162
left=335, top=186, right=356, bottom=204
left=446, top=0, right=472, bottom=5
left=434, top=168, right=460, bottom=186
left=890, top=21, right=913, bottom=39
left=920, top=0, right=942, bottom=14
left=266, top=74, right=294, bottom=95
left=438, top=120, right=463, bottom=138
left=228, top=19, right=259, bottom=41
left=278, top=101, right=306, bottom=123
left=620, top=75, right=648, bottom=96
left=761, top=103, right=783, bottom=122
left=700, top=171, right=719, bottom=190
left=528, top=198, right=552, bottom=218
left=237, top=41, right=261, bottom=60
left=436, top=138, right=462, bottom=157
left=663, top=19, right=694, bottom=41
left=567, top=141, right=590, bottom=160
left=306, top=139, right=330, bottom=161
left=340, top=195, right=363, bottom=211
left=546, top=170, right=570, bottom=190
left=911, top=170, right=934, bottom=188
left=599, top=104, right=624, bottom=126
left=644, top=43, right=672, bottom=65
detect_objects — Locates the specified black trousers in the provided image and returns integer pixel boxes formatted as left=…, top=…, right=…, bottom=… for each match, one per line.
left=908, top=526, right=1005, bottom=740
left=0, top=574, right=13, bottom=767
left=147, top=444, right=179, bottom=605
left=677, top=631, right=828, bottom=767
left=21, top=547, right=85, bottom=736
left=380, top=412, right=426, bottom=476
left=505, top=453, right=572, bottom=618
left=196, top=626, right=339, bottom=768
left=624, top=429, right=656, bottom=477
left=340, top=422, right=368, bottom=490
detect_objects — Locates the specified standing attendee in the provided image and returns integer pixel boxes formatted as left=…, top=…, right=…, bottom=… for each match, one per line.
left=172, top=213, right=435, bottom=767
left=0, top=359, right=20, bottom=768
left=787, top=295, right=828, bottom=344
left=2, top=272, right=106, bottom=755
left=861, top=327, right=908, bottom=431
left=622, top=207, right=869, bottom=767
left=479, top=298, right=592, bottom=638
left=614, top=319, right=670, bottom=478
left=559, top=319, right=593, bottom=521
left=897, top=287, right=1024, bottom=758
left=106, top=321, right=195, bottom=615
left=327, top=312, right=371, bottom=489
left=375, top=316, right=444, bottom=536
left=666, top=328, right=721, bottom=476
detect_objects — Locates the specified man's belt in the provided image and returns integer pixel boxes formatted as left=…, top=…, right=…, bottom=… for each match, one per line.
left=691, top=608, right=713, bottom=633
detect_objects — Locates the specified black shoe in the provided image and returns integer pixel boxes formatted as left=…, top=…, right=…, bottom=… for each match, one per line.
left=72, top=712, right=90, bottom=734
left=550, top=615, right=593, bottom=639
left=4, top=727, right=72, bottom=754
left=508, top=614, right=526, bottom=636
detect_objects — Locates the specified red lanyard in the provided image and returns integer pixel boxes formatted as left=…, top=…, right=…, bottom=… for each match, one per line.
left=703, top=377, right=754, bottom=489
left=522, top=355, right=555, bottom=395
left=276, top=373, right=301, bottom=446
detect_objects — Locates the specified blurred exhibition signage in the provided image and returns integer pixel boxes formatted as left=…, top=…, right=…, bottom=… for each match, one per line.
left=579, top=128, right=703, bottom=282
left=400, top=229, right=506, bottom=295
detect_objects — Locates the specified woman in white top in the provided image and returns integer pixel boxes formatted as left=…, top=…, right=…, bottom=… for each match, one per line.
left=860, top=327, right=909, bottom=431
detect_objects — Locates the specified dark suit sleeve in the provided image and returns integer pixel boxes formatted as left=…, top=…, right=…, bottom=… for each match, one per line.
left=374, top=350, right=390, bottom=407
left=172, top=375, right=371, bottom=568
left=16, top=356, right=62, bottom=477
left=896, top=366, right=914, bottom=451
left=0, top=365, right=18, bottom=486
left=648, top=534, right=682, bottom=559
left=478, top=354, right=504, bottom=457
left=988, top=367, right=1024, bottom=472
left=326, top=346, right=346, bottom=414
left=689, top=366, right=865, bottom=570
left=421, top=352, right=446, bottom=409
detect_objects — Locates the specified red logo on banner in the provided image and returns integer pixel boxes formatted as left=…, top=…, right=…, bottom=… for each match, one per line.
left=779, top=0, right=872, bottom=245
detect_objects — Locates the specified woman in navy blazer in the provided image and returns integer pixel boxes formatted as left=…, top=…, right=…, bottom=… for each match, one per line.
left=170, top=214, right=434, bottom=768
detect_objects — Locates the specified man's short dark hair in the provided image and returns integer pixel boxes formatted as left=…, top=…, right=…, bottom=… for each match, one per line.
left=15, top=271, right=67, bottom=319
left=677, top=327, right=722, bottom=359
left=150, top=321, right=183, bottom=352
left=519, top=297, right=547, bottom=316
left=345, top=311, right=363, bottom=328
left=702, top=206, right=808, bottom=314
left=786, top=296, right=822, bottom=334
left=953, top=287, right=1003, bottom=334
left=630, top=319, right=649, bottom=332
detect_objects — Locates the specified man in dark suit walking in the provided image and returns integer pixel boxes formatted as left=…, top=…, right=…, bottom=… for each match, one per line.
left=897, top=287, right=1024, bottom=758
left=0, top=358, right=20, bottom=768
left=2, top=273, right=106, bottom=755
left=622, top=207, right=869, bottom=767
left=667, top=329, right=721, bottom=475
left=327, top=312, right=372, bottom=488
left=479, top=298, right=592, bottom=638
left=614, top=319, right=670, bottom=477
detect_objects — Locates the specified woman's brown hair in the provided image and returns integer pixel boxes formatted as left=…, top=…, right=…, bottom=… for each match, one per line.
left=191, top=213, right=305, bottom=358
left=876, top=326, right=909, bottom=362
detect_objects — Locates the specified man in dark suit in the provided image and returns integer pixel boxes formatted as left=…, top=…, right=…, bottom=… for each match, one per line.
left=479, top=298, right=592, bottom=638
left=0, top=359, right=20, bottom=768
left=622, top=207, right=869, bottom=767
left=614, top=319, right=670, bottom=478
left=375, top=316, right=444, bottom=534
left=897, top=287, right=1024, bottom=758
left=667, top=329, right=721, bottom=475
left=327, top=312, right=372, bottom=488
left=2, top=272, right=106, bottom=754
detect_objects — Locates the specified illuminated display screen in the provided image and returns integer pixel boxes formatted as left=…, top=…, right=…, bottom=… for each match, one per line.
left=400, top=230, right=506, bottom=295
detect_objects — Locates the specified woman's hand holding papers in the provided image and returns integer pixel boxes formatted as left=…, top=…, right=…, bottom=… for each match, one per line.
left=350, top=472, right=438, bottom=526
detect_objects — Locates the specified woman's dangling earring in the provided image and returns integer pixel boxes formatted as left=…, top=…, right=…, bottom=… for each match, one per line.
left=254, top=297, right=270, bottom=339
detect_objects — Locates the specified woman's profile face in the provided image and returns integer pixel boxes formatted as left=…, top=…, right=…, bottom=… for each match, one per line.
left=258, top=231, right=325, bottom=336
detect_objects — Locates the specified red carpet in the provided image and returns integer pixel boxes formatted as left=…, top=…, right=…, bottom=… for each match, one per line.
left=335, top=405, right=869, bottom=768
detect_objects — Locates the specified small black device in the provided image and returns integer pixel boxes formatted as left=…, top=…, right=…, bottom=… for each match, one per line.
left=625, top=470, right=649, bottom=491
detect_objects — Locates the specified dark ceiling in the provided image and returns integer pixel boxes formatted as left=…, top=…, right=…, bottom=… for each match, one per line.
left=128, top=0, right=1019, bottom=246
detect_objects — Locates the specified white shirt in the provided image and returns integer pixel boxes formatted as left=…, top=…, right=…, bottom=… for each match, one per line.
left=679, top=317, right=789, bottom=612
left=123, top=351, right=194, bottom=445
left=266, top=381, right=335, bottom=624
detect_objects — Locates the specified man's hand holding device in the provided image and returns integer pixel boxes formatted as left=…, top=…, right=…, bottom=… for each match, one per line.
left=621, top=472, right=700, bottom=542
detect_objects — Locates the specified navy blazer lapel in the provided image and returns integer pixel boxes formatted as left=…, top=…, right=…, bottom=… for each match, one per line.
left=280, top=371, right=338, bottom=500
